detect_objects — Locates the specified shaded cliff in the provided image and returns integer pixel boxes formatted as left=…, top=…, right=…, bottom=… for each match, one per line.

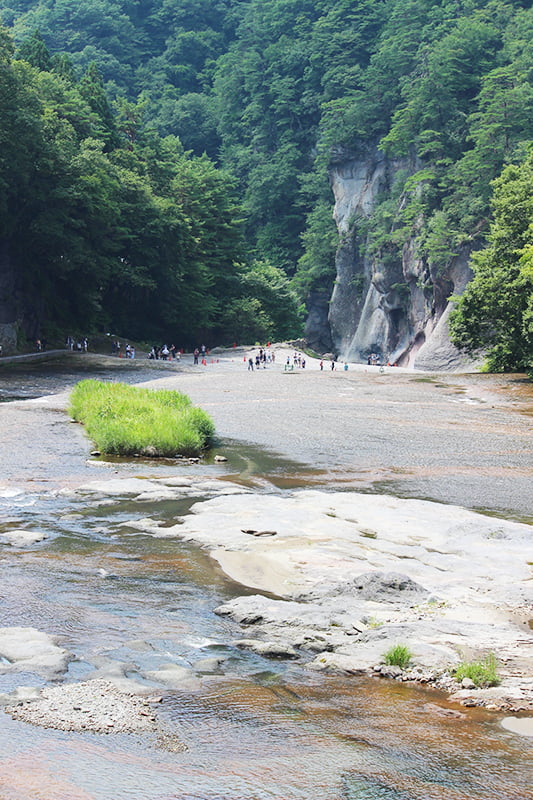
left=315, top=147, right=475, bottom=370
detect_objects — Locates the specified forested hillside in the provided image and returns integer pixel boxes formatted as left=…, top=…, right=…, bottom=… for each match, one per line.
left=0, top=0, right=531, bottom=369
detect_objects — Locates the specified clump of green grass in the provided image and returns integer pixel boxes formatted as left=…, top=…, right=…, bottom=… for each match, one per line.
left=382, top=644, right=412, bottom=669
left=454, top=653, right=500, bottom=687
left=69, top=379, right=215, bottom=457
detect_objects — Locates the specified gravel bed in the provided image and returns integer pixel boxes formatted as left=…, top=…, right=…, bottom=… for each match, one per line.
left=5, top=680, right=160, bottom=734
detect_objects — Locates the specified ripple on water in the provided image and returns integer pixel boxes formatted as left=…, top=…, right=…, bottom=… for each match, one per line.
left=0, top=432, right=532, bottom=798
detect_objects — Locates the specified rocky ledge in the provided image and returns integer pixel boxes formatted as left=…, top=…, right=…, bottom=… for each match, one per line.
left=136, top=488, right=533, bottom=714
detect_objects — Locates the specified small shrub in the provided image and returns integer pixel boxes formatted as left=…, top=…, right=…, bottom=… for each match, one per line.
left=382, top=644, right=412, bottom=669
left=454, top=653, right=500, bottom=687
left=69, top=379, right=215, bottom=457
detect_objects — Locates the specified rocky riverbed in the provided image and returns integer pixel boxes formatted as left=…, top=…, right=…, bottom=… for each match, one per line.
left=0, top=346, right=532, bottom=736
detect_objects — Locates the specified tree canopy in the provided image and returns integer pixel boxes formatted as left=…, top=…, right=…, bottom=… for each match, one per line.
left=0, top=24, right=302, bottom=345
left=1, top=1, right=532, bottom=365
left=450, top=148, right=533, bottom=374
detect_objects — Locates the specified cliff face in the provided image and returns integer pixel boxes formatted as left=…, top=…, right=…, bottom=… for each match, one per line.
left=317, top=147, right=474, bottom=370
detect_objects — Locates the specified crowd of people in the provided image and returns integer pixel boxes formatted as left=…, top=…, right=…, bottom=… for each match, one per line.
left=247, top=346, right=275, bottom=370
left=148, top=344, right=182, bottom=361
left=65, top=336, right=87, bottom=352
left=56, top=335, right=395, bottom=372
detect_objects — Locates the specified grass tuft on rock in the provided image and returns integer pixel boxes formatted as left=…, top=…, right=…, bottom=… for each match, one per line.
left=382, top=643, right=412, bottom=669
left=454, top=653, right=500, bottom=688
left=69, top=379, right=215, bottom=457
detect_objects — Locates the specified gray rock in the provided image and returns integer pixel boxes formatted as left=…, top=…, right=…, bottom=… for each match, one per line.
left=348, top=571, right=427, bottom=602
left=306, top=145, right=478, bottom=370
left=194, top=656, right=225, bottom=673
left=235, top=639, right=299, bottom=659
left=379, top=664, right=404, bottom=679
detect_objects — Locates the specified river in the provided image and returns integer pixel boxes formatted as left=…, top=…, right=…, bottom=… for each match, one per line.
left=0, top=352, right=531, bottom=800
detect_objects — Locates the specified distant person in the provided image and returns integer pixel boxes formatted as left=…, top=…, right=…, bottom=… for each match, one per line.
left=319, top=360, right=323, bottom=370
left=193, top=348, right=199, bottom=364
left=248, top=356, right=254, bottom=371
left=331, top=359, right=335, bottom=371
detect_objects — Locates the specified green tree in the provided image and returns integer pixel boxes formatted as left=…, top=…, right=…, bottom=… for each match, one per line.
left=16, top=28, right=52, bottom=70
left=449, top=149, right=533, bottom=373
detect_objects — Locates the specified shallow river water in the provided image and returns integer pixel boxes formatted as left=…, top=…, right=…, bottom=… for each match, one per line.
left=0, top=356, right=532, bottom=800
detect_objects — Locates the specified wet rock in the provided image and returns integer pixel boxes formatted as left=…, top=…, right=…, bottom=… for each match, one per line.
left=194, top=656, right=225, bottom=673
left=0, top=529, right=48, bottom=546
left=235, top=639, right=299, bottom=659
left=145, top=663, right=201, bottom=690
left=422, top=703, right=466, bottom=720
left=214, top=455, right=227, bottom=462
left=0, top=626, right=72, bottom=678
left=0, top=685, right=42, bottom=707
left=379, top=664, right=404, bottom=679
left=461, top=677, right=477, bottom=689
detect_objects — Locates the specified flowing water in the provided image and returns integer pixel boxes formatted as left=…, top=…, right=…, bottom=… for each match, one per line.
left=0, top=358, right=532, bottom=800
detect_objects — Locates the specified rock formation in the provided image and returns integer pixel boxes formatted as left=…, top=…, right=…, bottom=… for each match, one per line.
left=308, top=146, right=476, bottom=370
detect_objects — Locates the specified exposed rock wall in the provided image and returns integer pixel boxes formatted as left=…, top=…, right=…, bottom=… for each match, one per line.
left=315, top=147, right=475, bottom=370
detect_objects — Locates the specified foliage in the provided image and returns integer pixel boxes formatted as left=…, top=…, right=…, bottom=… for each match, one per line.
left=2, top=1, right=533, bottom=354
left=1, top=26, right=289, bottom=346
left=450, top=148, right=533, bottom=373
left=69, top=379, right=215, bottom=457
left=382, top=644, right=412, bottom=669
left=454, top=653, right=500, bottom=688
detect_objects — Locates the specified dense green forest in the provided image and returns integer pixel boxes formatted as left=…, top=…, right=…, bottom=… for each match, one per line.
left=0, top=0, right=532, bottom=368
